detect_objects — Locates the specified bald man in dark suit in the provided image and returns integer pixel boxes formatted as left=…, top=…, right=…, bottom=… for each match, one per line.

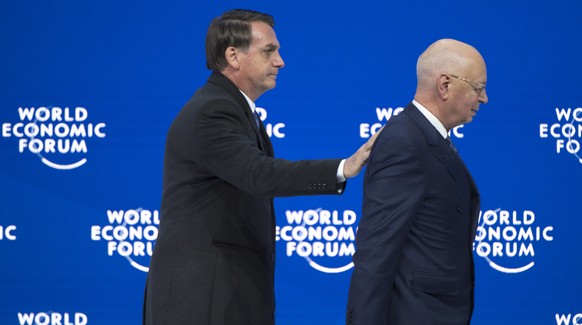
left=347, top=39, right=488, bottom=325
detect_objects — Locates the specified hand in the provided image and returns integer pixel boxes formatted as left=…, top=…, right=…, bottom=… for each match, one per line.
left=343, top=126, right=384, bottom=178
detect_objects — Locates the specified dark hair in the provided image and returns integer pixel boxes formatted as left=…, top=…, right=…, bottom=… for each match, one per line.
left=206, top=9, right=275, bottom=72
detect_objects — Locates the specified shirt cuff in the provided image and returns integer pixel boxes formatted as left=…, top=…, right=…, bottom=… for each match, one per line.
left=336, top=159, right=347, bottom=183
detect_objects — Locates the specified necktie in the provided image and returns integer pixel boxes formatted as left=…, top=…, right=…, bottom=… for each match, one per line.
left=253, top=110, right=261, bottom=129
left=446, top=136, right=460, bottom=157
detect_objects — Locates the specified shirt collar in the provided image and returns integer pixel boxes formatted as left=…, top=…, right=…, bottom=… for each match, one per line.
left=412, top=99, right=448, bottom=139
left=239, top=90, right=256, bottom=113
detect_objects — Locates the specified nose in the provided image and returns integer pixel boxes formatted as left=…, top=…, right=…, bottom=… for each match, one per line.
left=274, top=51, right=285, bottom=68
left=479, top=89, right=488, bottom=104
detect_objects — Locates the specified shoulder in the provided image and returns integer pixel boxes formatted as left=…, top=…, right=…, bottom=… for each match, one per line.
left=168, top=85, right=246, bottom=140
left=376, top=113, right=424, bottom=149
left=178, top=84, right=243, bottom=121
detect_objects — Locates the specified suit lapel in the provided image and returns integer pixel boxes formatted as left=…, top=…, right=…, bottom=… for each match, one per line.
left=404, top=103, right=471, bottom=202
left=257, top=120, right=274, bottom=157
left=208, top=72, right=271, bottom=155
left=405, top=103, right=481, bottom=240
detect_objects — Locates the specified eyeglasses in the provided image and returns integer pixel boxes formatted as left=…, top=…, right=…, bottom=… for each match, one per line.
left=448, top=74, right=486, bottom=95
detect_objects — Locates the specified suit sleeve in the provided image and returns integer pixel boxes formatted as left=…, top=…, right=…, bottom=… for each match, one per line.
left=168, top=97, right=343, bottom=197
left=347, top=133, right=426, bottom=324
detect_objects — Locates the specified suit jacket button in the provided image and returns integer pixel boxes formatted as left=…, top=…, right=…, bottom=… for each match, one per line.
left=457, top=207, right=463, bottom=213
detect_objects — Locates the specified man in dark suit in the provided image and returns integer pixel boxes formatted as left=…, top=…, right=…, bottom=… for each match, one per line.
left=346, top=39, right=487, bottom=325
left=143, top=9, right=379, bottom=325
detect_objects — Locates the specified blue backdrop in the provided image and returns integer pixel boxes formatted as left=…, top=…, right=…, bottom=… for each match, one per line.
left=1, top=0, right=581, bottom=324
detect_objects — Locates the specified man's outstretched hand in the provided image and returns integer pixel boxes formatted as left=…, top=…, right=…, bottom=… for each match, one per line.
left=343, top=126, right=383, bottom=179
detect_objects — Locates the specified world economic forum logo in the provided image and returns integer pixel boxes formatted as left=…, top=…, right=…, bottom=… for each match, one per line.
left=540, top=107, right=582, bottom=165
left=91, top=208, right=159, bottom=272
left=473, top=208, right=554, bottom=273
left=1, top=225, right=17, bottom=241
left=556, top=312, right=582, bottom=325
left=256, top=107, right=285, bottom=138
left=1, top=106, right=106, bottom=170
left=17, top=311, right=88, bottom=325
left=276, top=207, right=356, bottom=273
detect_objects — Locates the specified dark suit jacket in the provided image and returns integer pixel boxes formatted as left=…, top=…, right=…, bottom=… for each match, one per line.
left=346, top=103, right=480, bottom=325
left=144, top=72, right=344, bottom=325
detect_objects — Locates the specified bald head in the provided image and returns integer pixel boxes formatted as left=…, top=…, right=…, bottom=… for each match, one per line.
left=416, top=39, right=484, bottom=91
left=413, top=39, right=488, bottom=130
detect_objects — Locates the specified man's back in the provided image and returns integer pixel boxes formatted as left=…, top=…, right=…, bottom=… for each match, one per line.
left=145, top=72, right=277, bottom=325
left=347, top=103, right=479, bottom=325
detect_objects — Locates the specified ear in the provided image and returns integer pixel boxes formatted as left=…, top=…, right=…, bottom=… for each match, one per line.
left=225, top=47, right=240, bottom=69
left=438, top=74, right=450, bottom=100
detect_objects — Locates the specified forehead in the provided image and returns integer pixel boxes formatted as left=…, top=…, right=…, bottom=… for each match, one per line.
left=462, top=55, right=487, bottom=81
left=250, top=21, right=280, bottom=48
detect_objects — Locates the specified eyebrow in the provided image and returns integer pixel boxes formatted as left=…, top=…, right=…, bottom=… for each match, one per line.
left=262, top=43, right=279, bottom=52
